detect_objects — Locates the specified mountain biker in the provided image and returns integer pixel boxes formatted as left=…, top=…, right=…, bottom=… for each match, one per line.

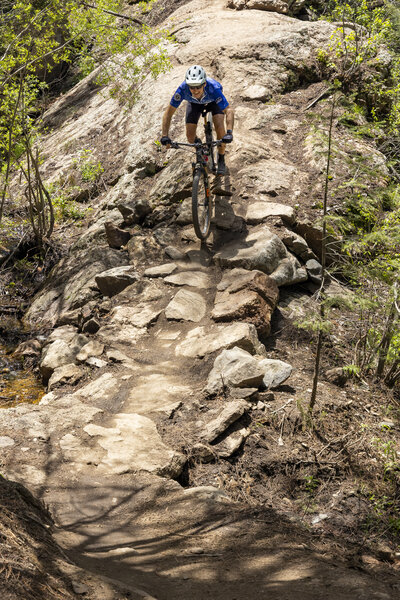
left=160, top=65, right=234, bottom=175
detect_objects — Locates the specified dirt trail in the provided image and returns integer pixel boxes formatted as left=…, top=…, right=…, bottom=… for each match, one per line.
left=2, top=1, right=399, bottom=598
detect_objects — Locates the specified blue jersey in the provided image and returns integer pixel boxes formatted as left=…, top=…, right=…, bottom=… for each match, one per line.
left=170, top=77, right=229, bottom=110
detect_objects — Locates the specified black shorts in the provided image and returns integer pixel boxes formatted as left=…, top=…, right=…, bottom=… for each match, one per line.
left=185, top=101, right=225, bottom=124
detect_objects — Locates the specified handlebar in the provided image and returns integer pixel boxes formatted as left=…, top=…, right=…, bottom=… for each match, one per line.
left=170, top=140, right=222, bottom=150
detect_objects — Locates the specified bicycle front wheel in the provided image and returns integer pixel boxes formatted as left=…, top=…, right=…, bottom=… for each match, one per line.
left=192, top=168, right=211, bottom=240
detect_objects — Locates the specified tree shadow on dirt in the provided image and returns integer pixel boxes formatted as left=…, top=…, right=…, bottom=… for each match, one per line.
left=49, top=473, right=398, bottom=600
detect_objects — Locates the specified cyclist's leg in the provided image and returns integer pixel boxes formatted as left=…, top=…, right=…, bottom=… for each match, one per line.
left=186, top=102, right=202, bottom=142
left=212, top=113, right=226, bottom=156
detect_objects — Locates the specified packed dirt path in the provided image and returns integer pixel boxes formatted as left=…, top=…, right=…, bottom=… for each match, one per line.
left=1, top=1, right=399, bottom=599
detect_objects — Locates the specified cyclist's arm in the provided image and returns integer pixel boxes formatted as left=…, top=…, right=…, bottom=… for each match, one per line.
left=224, top=106, right=235, bottom=132
left=162, top=104, right=177, bottom=137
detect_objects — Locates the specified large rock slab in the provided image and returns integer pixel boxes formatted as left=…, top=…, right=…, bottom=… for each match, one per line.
left=73, top=372, right=122, bottom=407
left=25, top=247, right=126, bottom=327
left=95, top=266, right=139, bottom=297
left=212, top=268, right=279, bottom=335
left=84, top=413, right=185, bottom=477
left=237, top=160, right=296, bottom=197
left=176, top=323, right=266, bottom=358
left=214, top=227, right=307, bottom=286
left=245, top=202, right=295, bottom=225
left=126, top=373, right=191, bottom=416
left=165, top=289, right=206, bottom=322
left=228, top=0, right=306, bottom=15
left=207, top=347, right=266, bottom=394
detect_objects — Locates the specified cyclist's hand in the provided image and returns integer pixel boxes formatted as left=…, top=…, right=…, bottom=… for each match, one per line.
left=221, top=130, right=233, bottom=144
left=160, top=136, right=172, bottom=147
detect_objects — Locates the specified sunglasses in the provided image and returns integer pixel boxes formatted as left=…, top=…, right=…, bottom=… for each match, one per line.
left=188, top=84, right=204, bottom=90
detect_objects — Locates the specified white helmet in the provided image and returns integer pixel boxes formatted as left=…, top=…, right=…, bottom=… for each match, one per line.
left=185, top=65, right=206, bottom=87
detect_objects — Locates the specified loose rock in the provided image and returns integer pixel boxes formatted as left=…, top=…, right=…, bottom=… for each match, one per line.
left=260, top=358, right=293, bottom=389
left=202, top=400, right=250, bottom=443
left=207, top=347, right=266, bottom=394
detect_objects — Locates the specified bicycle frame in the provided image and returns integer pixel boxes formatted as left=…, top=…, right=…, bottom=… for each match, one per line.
left=169, top=112, right=222, bottom=240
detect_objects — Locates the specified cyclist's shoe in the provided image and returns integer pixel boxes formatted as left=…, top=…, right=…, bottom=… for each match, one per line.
left=216, top=155, right=226, bottom=175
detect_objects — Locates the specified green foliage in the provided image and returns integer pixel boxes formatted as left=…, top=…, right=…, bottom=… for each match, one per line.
left=0, top=0, right=171, bottom=238
left=73, top=149, right=104, bottom=183
left=317, top=0, right=400, bottom=132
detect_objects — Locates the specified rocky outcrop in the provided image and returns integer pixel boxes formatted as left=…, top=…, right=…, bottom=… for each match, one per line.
left=212, top=268, right=279, bottom=335
left=227, top=0, right=306, bottom=15
left=215, top=227, right=308, bottom=286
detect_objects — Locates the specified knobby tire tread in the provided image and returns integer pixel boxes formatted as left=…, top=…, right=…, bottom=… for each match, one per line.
left=192, top=169, right=211, bottom=240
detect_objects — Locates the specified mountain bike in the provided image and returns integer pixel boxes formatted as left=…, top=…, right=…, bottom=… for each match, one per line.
left=170, top=111, right=222, bottom=240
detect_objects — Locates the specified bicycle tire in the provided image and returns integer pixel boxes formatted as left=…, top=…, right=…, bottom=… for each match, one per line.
left=192, top=168, right=211, bottom=240
left=204, top=111, right=217, bottom=173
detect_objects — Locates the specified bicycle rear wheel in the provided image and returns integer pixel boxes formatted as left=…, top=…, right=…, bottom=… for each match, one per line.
left=204, top=111, right=217, bottom=174
left=192, top=168, right=211, bottom=240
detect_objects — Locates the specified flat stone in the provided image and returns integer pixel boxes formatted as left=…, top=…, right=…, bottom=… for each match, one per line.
left=48, top=363, right=85, bottom=391
left=126, top=374, right=191, bottom=415
left=97, top=324, right=147, bottom=345
left=175, top=323, right=266, bottom=358
left=246, top=202, right=295, bottom=225
left=106, top=349, right=130, bottom=362
left=229, top=388, right=259, bottom=399
left=247, top=1, right=289, bottom=14
left=191, top=443, right=215, bottom=463
left=241, top=85, right=269, bottom=102
left=164, top=246, right=186, bottom=261
left=202, top=400, right=250, bottom=443
left=183, top=486, right=231, bottom=503
left=144, top=263, right=177, bottom=277
left=165, top=289, right=206, bottom=322
left=164, top=271, right=212, bottom=289
left=212, top=197, right=238, bottom=229
left=207, top=347, right=266, bottom=394
left=109, top=304, right=162, bottom=329
left=238, top=160, right=296, bottom=197
left=175, top=198, right=192, bottom=224
left=0, top=436, right=15, bottom=448
left=73, top=372, right=120, bottom=404
left=84, top=412, right=185, bottom=477
left=260, top=359, right=293, bottom=389
left=86, top=357, right=108, bottom=368
left=76, top=340, right=104, bottom=363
